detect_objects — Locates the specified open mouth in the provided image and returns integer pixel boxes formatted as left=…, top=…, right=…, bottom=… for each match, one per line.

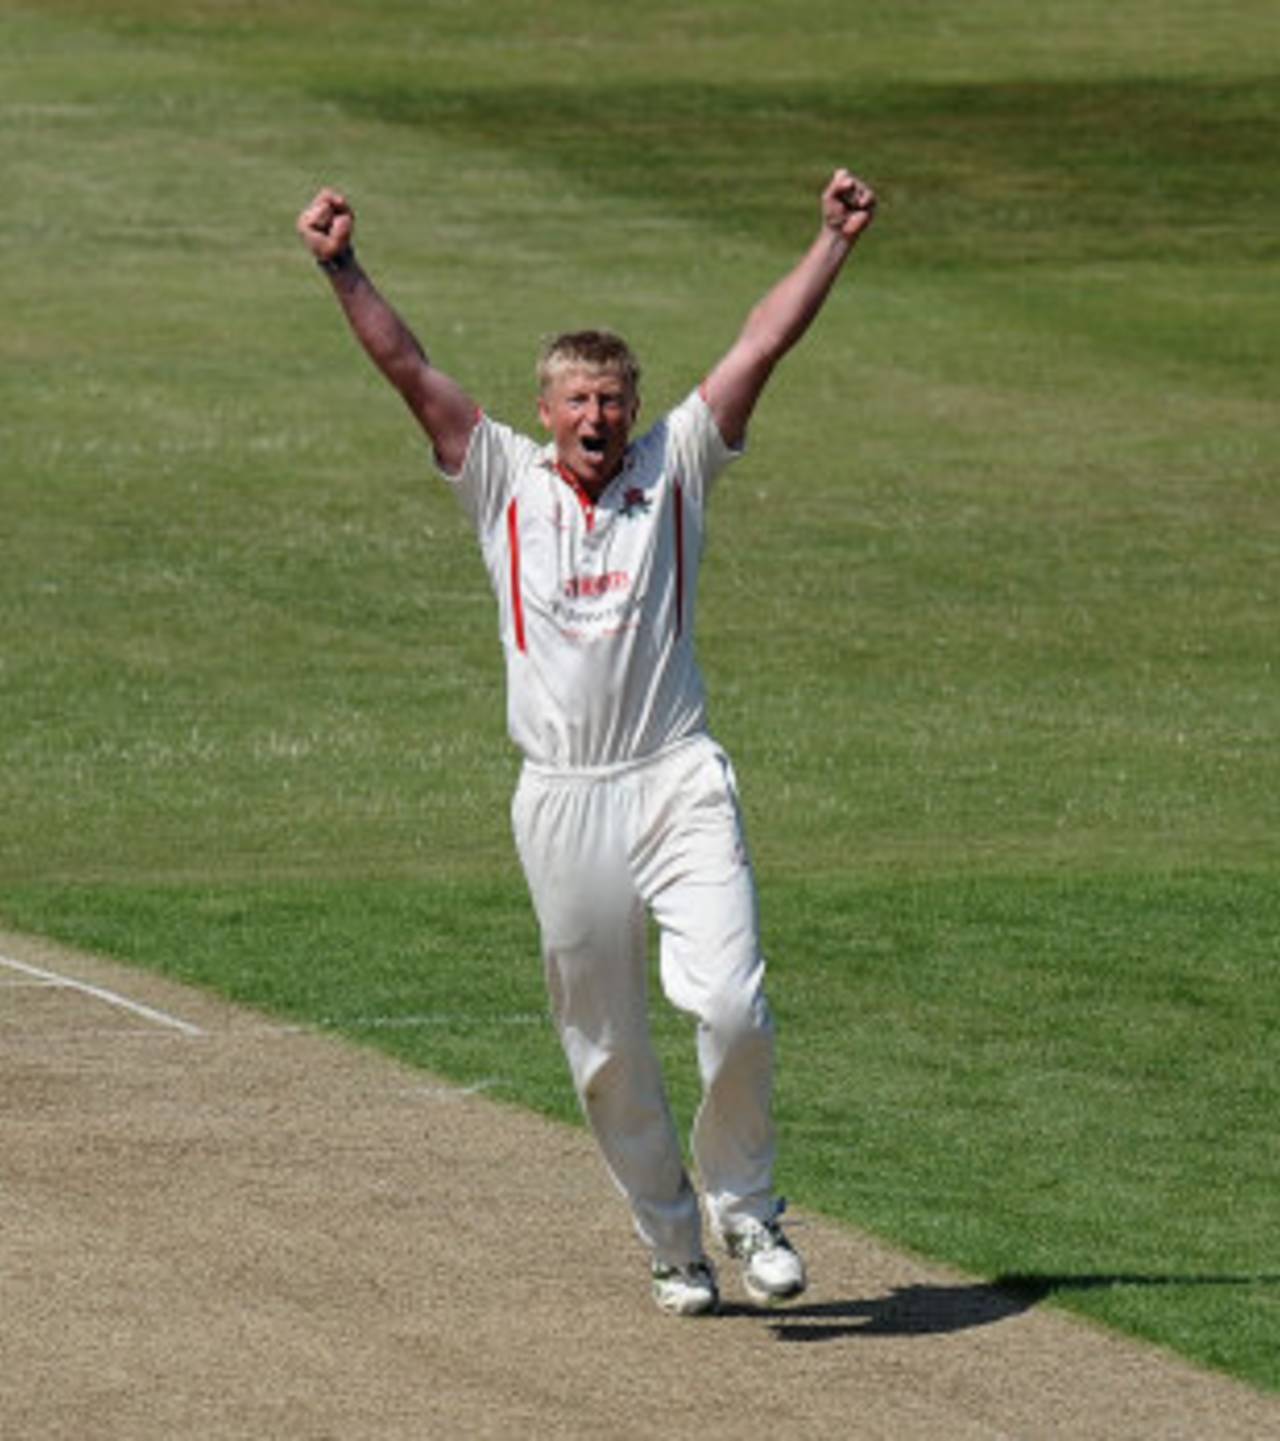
left=581, top=436, right=607, bottom=455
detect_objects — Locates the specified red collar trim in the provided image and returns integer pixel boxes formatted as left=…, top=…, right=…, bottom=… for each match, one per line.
left=554, top=461, right=601, bottom=529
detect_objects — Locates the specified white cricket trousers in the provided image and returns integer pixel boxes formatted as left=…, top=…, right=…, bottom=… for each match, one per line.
left=512, top=733, right=777, bottom=1268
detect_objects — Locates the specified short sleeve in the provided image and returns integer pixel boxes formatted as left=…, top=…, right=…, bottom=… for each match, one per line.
left=663, top=388, right=744, bottom=505
left=439, top=414, right=542, bottom=538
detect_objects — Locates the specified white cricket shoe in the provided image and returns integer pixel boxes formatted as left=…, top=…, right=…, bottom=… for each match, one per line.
left=719, top=1207, right=807, bottom=1307
left=651, top=1259, right=720, bottom=1316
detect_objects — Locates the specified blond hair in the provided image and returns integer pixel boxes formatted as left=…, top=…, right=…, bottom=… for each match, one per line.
left=536, top=329, right=641, bottom=397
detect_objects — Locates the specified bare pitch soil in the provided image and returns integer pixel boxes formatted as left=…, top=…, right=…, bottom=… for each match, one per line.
left=3, top=929, right=1276, bottom=1440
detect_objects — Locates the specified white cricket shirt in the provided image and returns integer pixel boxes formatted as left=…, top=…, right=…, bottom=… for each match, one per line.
left=443, top=389, right=742, bottom=770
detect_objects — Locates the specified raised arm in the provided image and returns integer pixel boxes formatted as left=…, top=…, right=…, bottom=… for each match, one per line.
left=702, top=168, right=877, bottom=449
left=296, top=187, right=479, bottom=474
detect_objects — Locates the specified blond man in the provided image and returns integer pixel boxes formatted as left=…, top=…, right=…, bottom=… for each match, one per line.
left=297, top=170, right=877, bottom=1314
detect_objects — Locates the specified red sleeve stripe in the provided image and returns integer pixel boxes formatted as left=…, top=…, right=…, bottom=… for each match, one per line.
left=507, top=497, right=527, bottom=654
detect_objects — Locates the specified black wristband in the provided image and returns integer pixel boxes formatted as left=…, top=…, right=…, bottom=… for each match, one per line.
left=317, top=248, right=355, bottom=274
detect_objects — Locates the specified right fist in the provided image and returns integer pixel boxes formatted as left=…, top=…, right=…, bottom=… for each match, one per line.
left=297, top=187, right=354, bottom=261
left=822, top=168, right=877, bottom=243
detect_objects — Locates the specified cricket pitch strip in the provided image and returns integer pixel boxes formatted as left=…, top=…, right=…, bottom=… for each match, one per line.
left=3, top=930, right=1276, bottom=1439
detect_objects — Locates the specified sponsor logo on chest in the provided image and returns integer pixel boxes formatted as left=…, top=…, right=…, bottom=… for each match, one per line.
left=563, top=569, right=631, bottom=600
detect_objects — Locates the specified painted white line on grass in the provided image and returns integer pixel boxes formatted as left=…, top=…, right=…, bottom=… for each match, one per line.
left=0, top=953, right=205, bottom=1037
left=322, top=1013, right=547, bottom=1030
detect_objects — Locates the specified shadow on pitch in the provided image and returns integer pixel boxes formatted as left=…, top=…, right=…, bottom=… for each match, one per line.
left=717, top=1271, right=1279, bottom=1344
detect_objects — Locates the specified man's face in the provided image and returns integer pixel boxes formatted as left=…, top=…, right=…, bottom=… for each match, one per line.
left=538, top=366, right=638, bottom=494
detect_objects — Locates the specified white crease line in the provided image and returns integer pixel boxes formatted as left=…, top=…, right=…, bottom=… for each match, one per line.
left=322, top=1013, right=546, bottom=1030
left=404, top=1079, right=501, bottom=1099
left=0, top=953, right=205, bottom=1037
left=226, top=1015, right=546, bottom=1037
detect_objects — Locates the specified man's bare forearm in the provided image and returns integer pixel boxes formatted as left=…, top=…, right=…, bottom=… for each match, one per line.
left=701, top=169, right=877, bottom=447
left=738, top=171, right=877, bottom=369
left=737, top=226, right=856, bottom=375
left=323, top=252, right=431, bottom=399
left=297, top=187, right=479, bottom=470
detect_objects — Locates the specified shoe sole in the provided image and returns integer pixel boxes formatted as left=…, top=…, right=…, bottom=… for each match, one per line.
left=743, top=1275, right=807, bottom=1309
left=653, top=1290, right=720, bottom=1317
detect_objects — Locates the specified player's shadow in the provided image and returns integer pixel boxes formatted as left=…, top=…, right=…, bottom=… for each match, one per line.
left=721, top=1271, right=1278, bottom=1343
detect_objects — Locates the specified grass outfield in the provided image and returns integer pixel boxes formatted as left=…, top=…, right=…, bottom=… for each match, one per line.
left=3, top=0, right=1278, bottom=1390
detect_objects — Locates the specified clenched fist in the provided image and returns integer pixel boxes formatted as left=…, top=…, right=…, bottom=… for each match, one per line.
left=297, top=186, right=355, bottom=263
left=822, top=168, right=877, bottom=243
